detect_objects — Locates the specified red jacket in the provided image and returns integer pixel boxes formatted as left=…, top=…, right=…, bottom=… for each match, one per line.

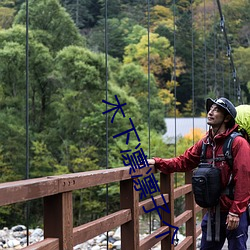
left=154, top=124, right=250, bottom=216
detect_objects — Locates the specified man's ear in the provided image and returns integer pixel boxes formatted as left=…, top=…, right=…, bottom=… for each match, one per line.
left=224, top=114, right=232, bottom=123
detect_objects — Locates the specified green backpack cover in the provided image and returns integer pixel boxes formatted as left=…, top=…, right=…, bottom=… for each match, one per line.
left=235, top=105, right=250, bottom=140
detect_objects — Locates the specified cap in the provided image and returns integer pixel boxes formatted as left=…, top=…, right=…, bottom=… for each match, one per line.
left=206, top=97, right=237, bottom=119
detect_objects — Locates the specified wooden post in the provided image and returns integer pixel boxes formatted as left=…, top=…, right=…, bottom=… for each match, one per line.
left=185, top=171, right=196, bottom=250
left=120, top=178, right=139, bottom=250
left=44, top=192, right=73, bottom=250
left=160, top=173, right=175, bottom=250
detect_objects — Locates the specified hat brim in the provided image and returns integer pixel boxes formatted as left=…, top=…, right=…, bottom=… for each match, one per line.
left=206, top=98, right=216, bottom=113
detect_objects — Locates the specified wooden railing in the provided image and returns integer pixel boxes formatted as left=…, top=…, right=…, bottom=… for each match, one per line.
left=0, top=166, right=203, bottom=250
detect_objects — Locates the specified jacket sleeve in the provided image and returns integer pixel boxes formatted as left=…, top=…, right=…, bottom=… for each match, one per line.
left=229, top=136, right=250, bottom=215
left=154, top=140, right=203, bottom=174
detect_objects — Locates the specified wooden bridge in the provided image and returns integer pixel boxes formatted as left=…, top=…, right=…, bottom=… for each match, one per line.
left=0, top=165, right=204, bottom=250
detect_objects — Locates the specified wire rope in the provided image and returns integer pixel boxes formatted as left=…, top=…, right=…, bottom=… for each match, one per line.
left=147, top=0, right=151, bottom=176
left=25, top=0, right=30, bottom=245
left=147, top=0, right=152, bottom=235
left=218, top=31, right=225, bottom=96
left=76, top=0, right=79, bottom=27
left=172, top=0, right=179, bottom=245
left=173, top=0, right=177, bottom=159
left=213, top=0, right=217, bottom=94
left=191, top=0, right=195, bottom=145
left=204, top=0, right=207, bottom=98
left=215, top=0, right=242, bottom=104
left=104, top=0, right=109, bottom=247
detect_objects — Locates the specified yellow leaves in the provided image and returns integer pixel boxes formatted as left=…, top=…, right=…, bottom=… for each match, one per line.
left=176, top=128, right=205, bottom=156
left=174, top=56, right=186, bottom=77
left=149, top=5, right=174, bottom=32
left=0, top=7, right=15, bottom=29
left=158, top=88, right=174, bottom=105
left=124, top=31, right=186, bottom=83
left=184, top=128, right=205, bottom=142
left=158, top=87, right=181, bottom=117
left=166, top=80, right=180, bottom=91
left=200, top=112, right=207, bottom=118
left=152, top=5, right=173, bottom=19
left=124, top=32, right=174, bottom=75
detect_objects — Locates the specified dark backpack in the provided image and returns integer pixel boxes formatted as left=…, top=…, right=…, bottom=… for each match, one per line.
left=192, top=132, right=241, bottom=208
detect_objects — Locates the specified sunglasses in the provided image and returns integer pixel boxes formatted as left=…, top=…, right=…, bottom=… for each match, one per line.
left=215, top=99, right=227, bottom=108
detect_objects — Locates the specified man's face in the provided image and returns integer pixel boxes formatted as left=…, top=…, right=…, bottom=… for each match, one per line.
left=207, top=104, right=226, bottom=127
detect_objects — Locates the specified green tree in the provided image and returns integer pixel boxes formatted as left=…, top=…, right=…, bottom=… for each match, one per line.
left=115, top=63, right=165, bottom=132
left=50, top=46, right=141, bottom=167
left=234, top=46, right=250, bottom=102
left=14, top=0, right=84, bottom=52
left=61, top=0, right=101, bottom=29
left=124, top=32, right=185, bottom=88
left=0, top=6, right=15, bottom=29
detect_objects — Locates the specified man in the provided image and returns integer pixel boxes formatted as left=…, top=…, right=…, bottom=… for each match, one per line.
left=148, top=97, right=250, bottom=250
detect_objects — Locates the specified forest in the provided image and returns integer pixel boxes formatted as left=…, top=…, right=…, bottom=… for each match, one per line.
left=0, top=0, right=249, bottom=228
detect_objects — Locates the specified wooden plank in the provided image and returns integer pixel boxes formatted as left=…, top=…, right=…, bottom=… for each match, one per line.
left=0, top=167, right=156, bottom=206
left=138, top=194, right=169, bottom=216
left=160, top=173, right=175, bottom=250
left=139, top=226, right=169, bottom=250
left=195, top=204, right=203, bottom=213
left=174, top=184, right=192, bottom=199
left=185, top=171, right=196, bottom=250
left=175, top=236, right=193, bottom=250
left=0, top=177, right=59, bottom=206
left=22, top=238, right=59, bottom=250
left=120, top=178, right=140, bottom=250
left=44, top=192, right=73, bottom=250
left=73, top=209, right=131, bottom=245
left=174, top=210, right=192, bottom=228
left=58, top=167, right=156, bottom=192
left=196, top=225, right=202, bottom=237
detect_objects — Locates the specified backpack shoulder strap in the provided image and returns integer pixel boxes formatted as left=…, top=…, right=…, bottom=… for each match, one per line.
left=223, top=132, right=242, bottom=169
left=200, top=141, right=208, bottom=162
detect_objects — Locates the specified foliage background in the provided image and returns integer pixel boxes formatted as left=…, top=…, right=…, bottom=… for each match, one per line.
left=0, top=0, right=249, bottom=228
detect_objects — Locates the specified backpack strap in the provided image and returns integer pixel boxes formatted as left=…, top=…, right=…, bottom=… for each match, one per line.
left=223, top=132, right=242, bottom=200
left=223, top=131, right=242, bottom=169
left=200, top=142, right=208, bottom=163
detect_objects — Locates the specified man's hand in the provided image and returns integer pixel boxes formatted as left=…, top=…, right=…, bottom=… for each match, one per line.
left=147, top=159, right=155, bottom=165
left=226, top=213, right=240, bottom=230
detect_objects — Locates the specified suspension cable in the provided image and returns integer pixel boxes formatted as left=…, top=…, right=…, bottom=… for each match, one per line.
left=147, top=0, right=151, bottom=172
left=216, top=0, right=242, bottom=104
left=173, top=1, right=177, bottom=158
left=147, top=0, right=152, bottom=235
left=213, top=0, right=217, bottom=94
left=204, top=0, right=207, bottom=98
left=25, top=0, right=30, bottom=246
left=173, top=0, right=179, bottom=244
left=191, top=0, right=195, bottom=145
left=104, top=0, right=109, bottom=247
left=219, top=32, right=225, bottom=96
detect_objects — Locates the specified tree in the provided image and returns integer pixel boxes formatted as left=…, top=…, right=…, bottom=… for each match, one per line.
left=50, top=46, right=142, bottom=166
left=0, top=25, right=56, bottom=132
left=115, top=62, right=166, bottom=132
left=148, top=5, right=174, bottom=33
left=14, top=0, right=84, bottom=52
left=124, top=32, right=185, bottom=87
left=234, top=46, right=250, bottom=102
left=61, top=0, right=101, bottom=29
left=0, top=5, right=15, bottom=29
left=86, top=17, right=139, bottom=60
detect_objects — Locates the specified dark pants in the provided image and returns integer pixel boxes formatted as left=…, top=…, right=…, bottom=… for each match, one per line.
left=200, top=211, right=249, bottom=250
